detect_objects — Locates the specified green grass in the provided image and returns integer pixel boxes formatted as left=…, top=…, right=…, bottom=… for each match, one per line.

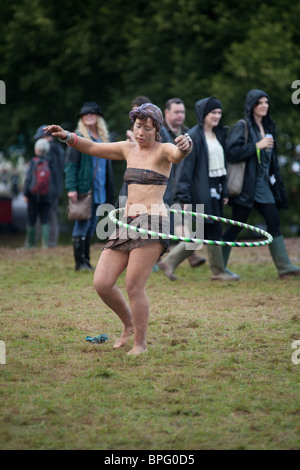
left=0, top=240, right=300, bottom=450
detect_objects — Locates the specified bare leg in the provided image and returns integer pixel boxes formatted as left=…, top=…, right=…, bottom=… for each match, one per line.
left=93, top=249, right=133, bottom=348
left=125, top=242, right=163, bottom=355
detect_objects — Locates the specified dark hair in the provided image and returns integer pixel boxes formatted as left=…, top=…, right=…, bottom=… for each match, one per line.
left=165, top=97, right=184, bottom=110
left=252, top=96, right=274, bottom=134
left=131, top=96, right=152, bottom=108
left=129, top=103, right=163, bottom=142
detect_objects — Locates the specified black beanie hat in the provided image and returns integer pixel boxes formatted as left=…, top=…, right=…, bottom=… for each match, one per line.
left=203, top=97, right=223, bottom=118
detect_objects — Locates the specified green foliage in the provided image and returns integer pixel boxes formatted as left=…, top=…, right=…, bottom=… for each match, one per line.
left=1, top=0, right=300, bottom=142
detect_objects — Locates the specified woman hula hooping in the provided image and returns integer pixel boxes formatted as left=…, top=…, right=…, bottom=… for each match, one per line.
left=44, top=103, right=193, bottom=355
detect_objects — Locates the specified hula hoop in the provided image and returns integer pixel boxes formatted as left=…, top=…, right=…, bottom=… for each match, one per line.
left=108, top=208, right=273, bottom=247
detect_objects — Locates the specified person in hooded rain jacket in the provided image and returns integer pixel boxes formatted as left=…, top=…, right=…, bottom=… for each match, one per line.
left=222, top=89, right=300, bottom=278
left=158, top=97, right=240, bottom=281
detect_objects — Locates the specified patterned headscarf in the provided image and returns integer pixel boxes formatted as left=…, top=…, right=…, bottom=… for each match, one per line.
left=129, top=103, right=163, bottom=135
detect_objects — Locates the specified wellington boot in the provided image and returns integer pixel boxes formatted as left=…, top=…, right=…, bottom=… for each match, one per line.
left=157, top=242, right=191, bottom=281
left=222, top=244, right=240, bottom=277
left=41, top=224, right=50, bottom=248
left=84, top=236, right=94, bottom=270
left=26, top=225, right=36, bottom=249
left=72, top=237, right=94, bottom=272
left=188, top=251, right=206, bottom=268
left=268, top=235, right=300, bottom=278
left=222, top=245, right=232, bottom=267
left=207, top=245, right=240, bottom=281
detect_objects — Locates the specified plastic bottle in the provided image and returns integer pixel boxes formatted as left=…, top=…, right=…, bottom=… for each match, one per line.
left=265, top=133, right=273, bottom=155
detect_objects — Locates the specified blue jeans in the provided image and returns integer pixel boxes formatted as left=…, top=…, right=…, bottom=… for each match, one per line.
left=72, top=203, right=99, bottom=238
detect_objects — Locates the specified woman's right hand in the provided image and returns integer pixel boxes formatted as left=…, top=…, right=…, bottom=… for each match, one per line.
left=68, top=191, right=78, bottom=203
left=256, top=136, right=274, bottom=150
left=43, top=125, right=67, bottom=141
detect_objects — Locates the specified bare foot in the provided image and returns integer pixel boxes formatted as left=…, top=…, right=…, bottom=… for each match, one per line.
left=113, top=326, right=134, bottom=349
left=127, top=345, right=148, bottom=355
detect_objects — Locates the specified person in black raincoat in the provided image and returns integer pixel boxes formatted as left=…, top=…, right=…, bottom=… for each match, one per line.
left=158, top=96, right=240, bottom=281
left=222, top=89, right=300, bottom=278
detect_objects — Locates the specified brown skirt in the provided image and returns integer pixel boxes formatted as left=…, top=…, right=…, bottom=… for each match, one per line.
left=104, top=213, right=170, bottom=257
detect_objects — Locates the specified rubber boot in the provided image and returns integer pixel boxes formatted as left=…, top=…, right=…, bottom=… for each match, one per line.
left=268, top=235, right=300, bottom=278
left=26, top=225, right=36, bottom=249
left=188, top=251, right=206, bottom=268
left=157, top=242, right=193, bottom=281
left=222, top=244, right=240, bottom=277
left=72, top=237, right=93, bottom=272
left=41, top=224, right=50, bottom=248
left=84, top=236, right=94, bottom=270
left=207, top=245, right=240, bottom=281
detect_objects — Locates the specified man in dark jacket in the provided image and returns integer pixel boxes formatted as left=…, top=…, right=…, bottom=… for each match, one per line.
left=160, top=97, right=206, bottom=270
left=159, top=97, right=239, bottom=281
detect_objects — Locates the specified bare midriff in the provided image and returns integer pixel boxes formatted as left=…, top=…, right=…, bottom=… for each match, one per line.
left=125, top=184, right=168, bottom=217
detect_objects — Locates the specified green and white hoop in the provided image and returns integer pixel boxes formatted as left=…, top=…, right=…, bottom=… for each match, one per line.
left=108, top=208, right=273, bottom=247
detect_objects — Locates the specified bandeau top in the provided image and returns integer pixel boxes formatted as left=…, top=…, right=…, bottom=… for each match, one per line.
left=124, top=167, right=169, bottom=186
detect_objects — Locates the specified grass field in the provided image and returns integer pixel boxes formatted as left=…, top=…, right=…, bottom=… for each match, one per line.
left=0, top=237, right=299, bottom=450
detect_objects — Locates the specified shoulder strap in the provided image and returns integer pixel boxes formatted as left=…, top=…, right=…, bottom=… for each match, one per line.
left=238, top=119, right=248, bottom=143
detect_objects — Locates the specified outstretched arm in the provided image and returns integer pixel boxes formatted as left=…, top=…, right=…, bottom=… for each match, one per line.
left=43, top=125, right=126, bottom=161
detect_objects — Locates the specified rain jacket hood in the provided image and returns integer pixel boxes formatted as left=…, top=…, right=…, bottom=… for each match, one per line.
left=195, top=97, right=222, bottom=127
left=244, top=89, right=270, bottom=120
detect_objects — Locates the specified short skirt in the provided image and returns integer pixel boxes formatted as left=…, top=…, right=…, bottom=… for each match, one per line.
left=104, top=213, right=170, bottom=257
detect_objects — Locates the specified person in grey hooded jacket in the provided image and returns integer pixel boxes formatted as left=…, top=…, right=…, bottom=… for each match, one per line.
left=222, top=89, right=300, bottom=278
left=158, top=96, right=240, bottom=281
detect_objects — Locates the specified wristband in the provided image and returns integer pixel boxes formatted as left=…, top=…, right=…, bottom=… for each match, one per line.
left=256, top=146, right=261, bottom=164
left=67, top=133, right=78, bottom=147
left=58, top=130, right=72, bottom=143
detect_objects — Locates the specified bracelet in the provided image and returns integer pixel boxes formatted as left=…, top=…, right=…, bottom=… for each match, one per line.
left=185, top=133, right=193, bottom=148
left=58, top=130, right=72, bottom=143
left=67, top=133, right=78, bottom=147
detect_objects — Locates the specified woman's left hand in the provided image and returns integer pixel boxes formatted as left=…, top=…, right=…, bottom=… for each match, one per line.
left=175, top=133, right=193, bottom=153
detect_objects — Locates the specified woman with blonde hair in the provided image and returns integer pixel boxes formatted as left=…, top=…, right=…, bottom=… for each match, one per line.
left=64, top=102, right=115, bottom=271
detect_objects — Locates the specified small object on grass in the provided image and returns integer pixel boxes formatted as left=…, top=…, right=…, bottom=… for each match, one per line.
left=86, top=334, right=108, bottom=344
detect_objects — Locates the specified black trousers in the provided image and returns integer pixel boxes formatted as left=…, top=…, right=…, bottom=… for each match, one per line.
left=223, top=202, right=281, bottom=241
left=27, top=195, right=51, bottom=226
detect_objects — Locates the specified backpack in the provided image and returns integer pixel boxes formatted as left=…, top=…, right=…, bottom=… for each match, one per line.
left=30, top=157, right=51, bottom=196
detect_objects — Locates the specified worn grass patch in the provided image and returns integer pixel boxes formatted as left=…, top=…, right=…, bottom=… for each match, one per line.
left=0, top=239, right=300, bottom=450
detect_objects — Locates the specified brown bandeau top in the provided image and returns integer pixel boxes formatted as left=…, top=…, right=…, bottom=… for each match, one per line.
left=124, top=167, right=169, bottom=186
